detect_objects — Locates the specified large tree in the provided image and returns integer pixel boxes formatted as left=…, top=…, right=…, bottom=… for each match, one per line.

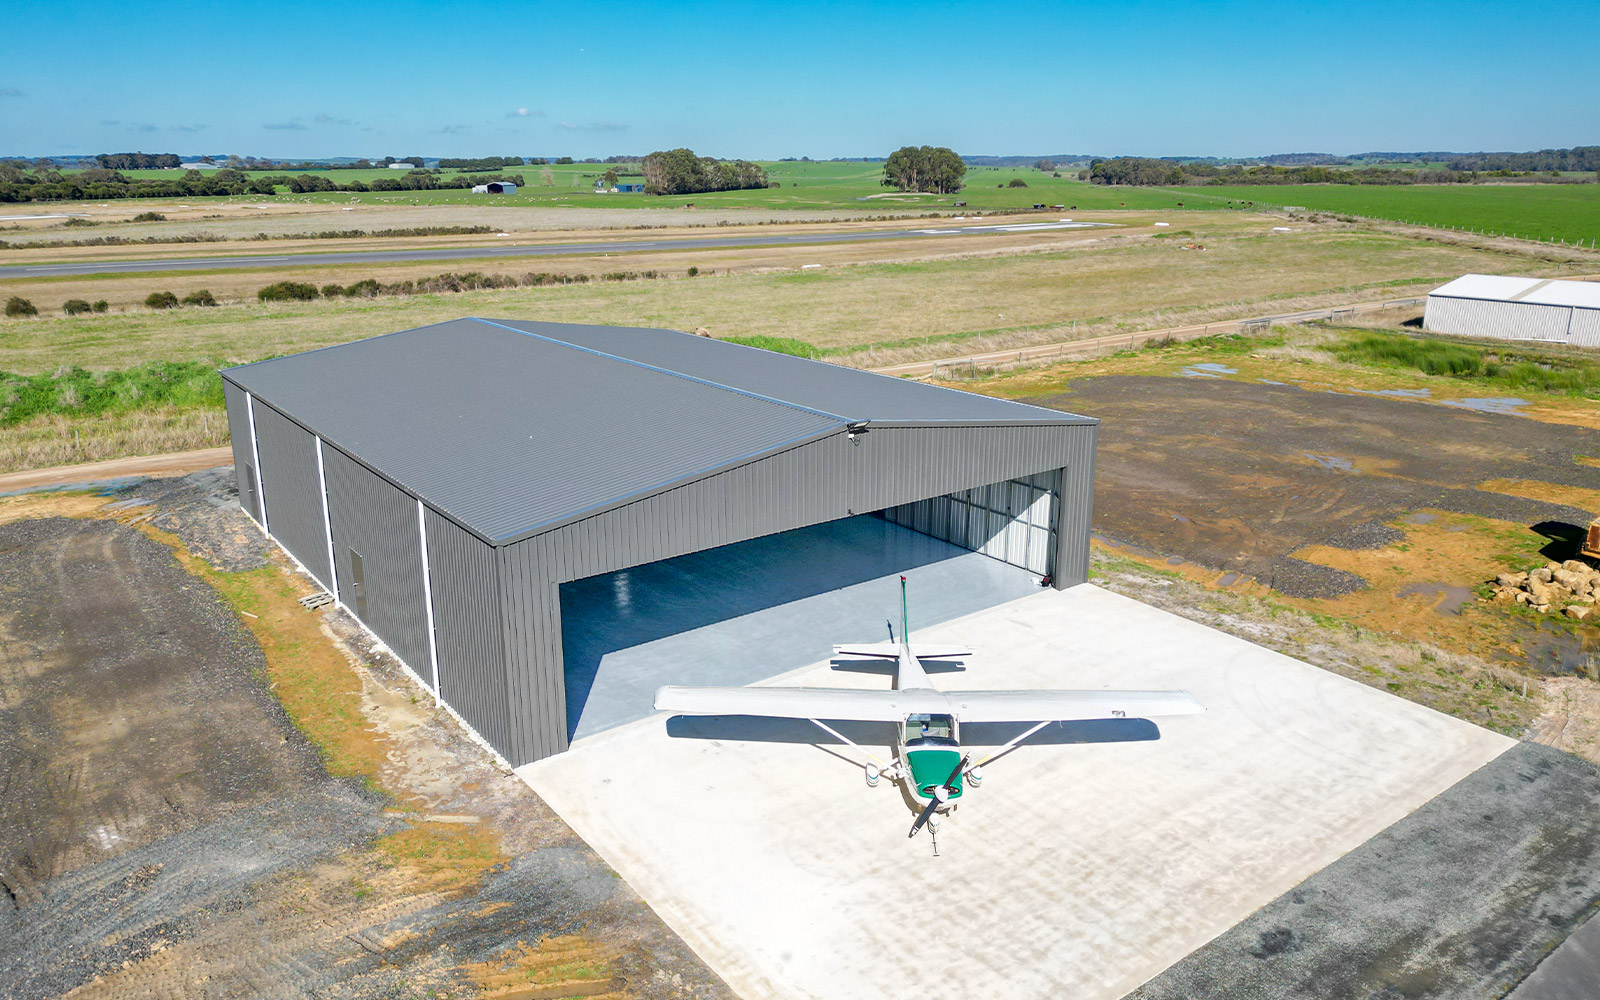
left=882, top=146, right=966, bottom=194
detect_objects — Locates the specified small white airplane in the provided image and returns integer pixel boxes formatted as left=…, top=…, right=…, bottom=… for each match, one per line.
left=655, top=576, right=1204, bottom=851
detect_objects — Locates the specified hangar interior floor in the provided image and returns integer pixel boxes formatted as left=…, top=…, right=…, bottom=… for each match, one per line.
left=559, top=514, right=1041, bottom=742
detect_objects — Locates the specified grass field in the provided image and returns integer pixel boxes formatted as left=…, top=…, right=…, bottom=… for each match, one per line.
left=1180, top=183, right=1600, bottom=244
left=0, top=226, right=1568, bottom=375
left=37, top=162, right=1600, bottom=240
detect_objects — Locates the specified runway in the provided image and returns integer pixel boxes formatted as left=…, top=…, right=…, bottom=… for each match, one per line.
left=0, top=220, right=1110, bottom=278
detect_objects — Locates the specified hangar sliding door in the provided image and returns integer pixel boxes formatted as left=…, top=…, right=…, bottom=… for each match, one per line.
left=883, top=470, right=1060, bottom=576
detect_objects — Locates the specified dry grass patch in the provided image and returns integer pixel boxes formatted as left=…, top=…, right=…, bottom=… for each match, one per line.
left=0, top=224, right=1572, bottom=374
left=463, top=933, right=623, bottom=1000
left=1480, top=477, right=1600, bottom=513
left=0, top=405, right=227, bottom=474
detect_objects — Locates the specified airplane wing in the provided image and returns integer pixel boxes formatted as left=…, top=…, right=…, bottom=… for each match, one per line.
left=655, top=685, right=949, bottom=721
left=655, top=685, right=1202, bottom=724
left=941, top=689, right=1204, bottom=723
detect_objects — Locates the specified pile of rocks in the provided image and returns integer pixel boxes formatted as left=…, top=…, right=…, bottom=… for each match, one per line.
left=1492, top=560, right=1599, bottom=619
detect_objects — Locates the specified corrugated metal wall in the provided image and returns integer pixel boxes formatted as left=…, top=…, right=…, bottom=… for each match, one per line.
left=1570, top=308, right=1600, bottom=348
left=223, top=382, right=260, bottom=525
left=424, top=508, right=511, bottom=753
left=512, top=424, right=1092, bottom=580
left=1424, top=296, right=1573, bottom=342
left=323, top=446, right=432, bottom=677
left=1055, top=428, right=1096, bottom=586
left=884, top=469, right=1062, bottom=576
left=252, top=402, right=332, bottom=587
left=498, top=544, right=567, bottom=764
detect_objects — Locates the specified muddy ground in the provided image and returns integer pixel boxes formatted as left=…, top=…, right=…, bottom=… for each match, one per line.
left=0, top=475, right=730, bottom=1000
left=1032, top=376, right=1600, bottom=598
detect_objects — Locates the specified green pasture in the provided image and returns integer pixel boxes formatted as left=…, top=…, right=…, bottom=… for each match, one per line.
left=1180, top=183, right=1600, bottom=244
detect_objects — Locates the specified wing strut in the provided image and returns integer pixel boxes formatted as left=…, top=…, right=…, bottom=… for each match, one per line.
left=807, top=717, right=888, bottom=769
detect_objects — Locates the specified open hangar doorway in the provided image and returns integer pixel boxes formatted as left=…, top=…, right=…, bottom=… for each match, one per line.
left=558, top=472, right=1061, bottom=743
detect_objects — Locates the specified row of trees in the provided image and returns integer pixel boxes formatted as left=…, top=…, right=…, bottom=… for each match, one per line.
left=95, top=152, right=182, bottom=169
left=436, top=156, right=525, bottom=171
left=0, top=163, right=537, bottom=201
left=639, top=149, right=768, bottom=195
left=1446, top=146, right=1600, bottom=173
left=881, top=146, right=966, bottom=193
left=1084, top=157, right=1589, bottom=187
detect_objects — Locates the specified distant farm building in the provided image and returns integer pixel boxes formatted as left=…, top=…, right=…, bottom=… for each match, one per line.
left=387, top=162, right=415, bottom=170
left=472, top=182, right=517, bottom=194
left=1424, top=274, right=1600, bottom=348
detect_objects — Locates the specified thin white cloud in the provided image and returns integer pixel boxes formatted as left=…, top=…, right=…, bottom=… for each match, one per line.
left=432, top=123, right=471, bottom=134
left=263, top=121, right=307, bottom=131
left=170, top=124, right=207, bottom=133
left=557, top=120, right=628, bottom=133
left=509, top=107, right=543, bottom=118
left=0, top=87, right=23, bottom=98
left=314, top=113, right=355, bottom=126
left=131, top=123, right=159, bottom=133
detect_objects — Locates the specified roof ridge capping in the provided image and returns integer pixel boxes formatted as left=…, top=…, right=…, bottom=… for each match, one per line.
left=481, top=317, right=1094, bottom=427
left=469, top=317, right=853, bottom=426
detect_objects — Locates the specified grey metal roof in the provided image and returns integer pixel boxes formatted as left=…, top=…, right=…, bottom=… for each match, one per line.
left=222, top=317, right=1091, bottom=544
left=489, top=319, right=1090, bottom=426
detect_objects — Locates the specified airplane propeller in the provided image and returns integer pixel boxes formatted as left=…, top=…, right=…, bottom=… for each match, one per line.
left=908, top=754, right=968, bottom=839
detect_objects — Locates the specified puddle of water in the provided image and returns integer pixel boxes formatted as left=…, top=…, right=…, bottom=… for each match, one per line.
left=1217, top=572, right=1241, bottom=587
left=1356, top=387, right=1432, bottom=399
left=1257, top=378, right=1287, bottom=385
left=1397, top=581, right=1474, bottom=616
left=1166, top=556, right=1186, bottom=565
left=1512, top=618, right=1600, bottom=675
left=1439, top=397, right=1529, bottom=416
left=1172, top=514, right=1191, bottom=523
left=1402, top=511, right=1437, bottom=525
left=1179, top=362, right=1239, bottom=378
left=1305, top=453, right=1355, bottom=472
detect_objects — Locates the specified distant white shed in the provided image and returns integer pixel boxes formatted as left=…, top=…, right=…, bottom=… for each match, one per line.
left=1424, top=274, right=1600, bottom=348
left=387, top=162, right=416, bottom=170
left=471, top=182, right=517, bottom=194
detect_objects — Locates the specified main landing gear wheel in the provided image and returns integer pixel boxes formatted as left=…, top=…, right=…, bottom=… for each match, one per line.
left=864, top=763, right=880, bottom=788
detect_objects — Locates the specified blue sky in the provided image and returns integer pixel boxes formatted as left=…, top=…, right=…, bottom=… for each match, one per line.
left=2, top=0, right=1596, bottom=159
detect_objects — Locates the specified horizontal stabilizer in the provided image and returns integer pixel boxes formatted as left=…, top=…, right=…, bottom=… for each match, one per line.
left=832, top=643, right=901, bottom=659
left=832, top=643, right=972, bottom=660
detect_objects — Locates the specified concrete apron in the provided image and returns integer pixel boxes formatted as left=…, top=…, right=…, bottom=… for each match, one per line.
left=518, top=584, right=1514, bottom=1000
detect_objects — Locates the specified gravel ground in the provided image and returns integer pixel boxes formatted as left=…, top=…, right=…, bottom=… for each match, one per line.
left=1033, top=376, right=1600, bottom=594
left=0, top=482, right=732, bottom=1000
left=1127, top=741, right=1600, bottom=1000
left=1321, top=521, right=1408, bottom=551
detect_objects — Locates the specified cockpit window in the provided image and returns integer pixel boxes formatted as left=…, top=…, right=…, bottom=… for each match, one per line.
left=904, top=713, right=956, bottom=745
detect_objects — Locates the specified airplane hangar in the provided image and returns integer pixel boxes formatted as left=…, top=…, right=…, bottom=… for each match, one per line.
left=221, top=318, right=1097, bottom=766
